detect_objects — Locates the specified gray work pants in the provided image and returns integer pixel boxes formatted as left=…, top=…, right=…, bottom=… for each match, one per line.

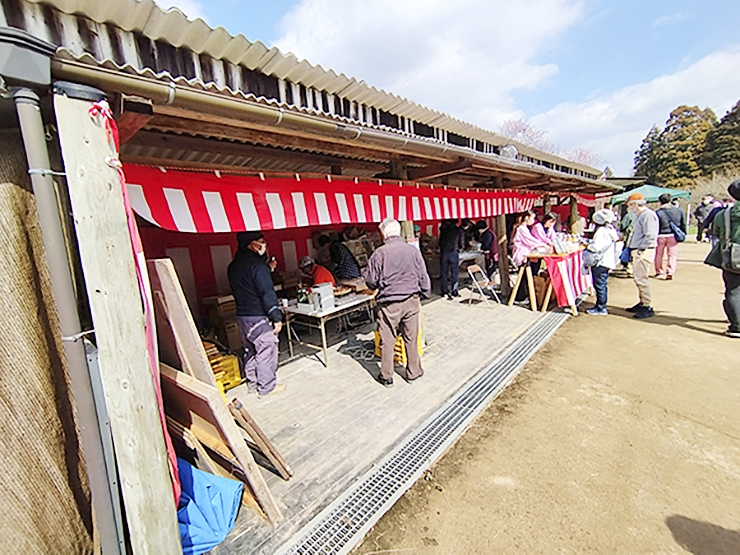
left=237, top=316, right=278, bottom=394
left=377, top=296, right=423, bottom=381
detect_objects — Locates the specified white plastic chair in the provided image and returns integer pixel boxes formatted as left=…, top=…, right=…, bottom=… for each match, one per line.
left=466, top=264, right=501, bottom=306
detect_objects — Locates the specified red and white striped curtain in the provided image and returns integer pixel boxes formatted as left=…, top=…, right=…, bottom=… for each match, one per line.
left=123, top=164, right=539, bottom=234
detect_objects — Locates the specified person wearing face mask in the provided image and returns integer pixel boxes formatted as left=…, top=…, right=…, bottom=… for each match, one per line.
left=625, top=193, right=659, bottom=319
left=228, top=231, right=285, bottom=397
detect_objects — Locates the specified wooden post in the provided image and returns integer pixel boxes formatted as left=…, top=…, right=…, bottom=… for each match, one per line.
left=569, top=195, right=579, bottom=234
left=543, top=193, right=552, bottom=215
left=389, top=158, right=409, bottom=180
left=494, top=214, right=510, bottom=296
left=54, top=93, right=181, bottom=554
left=494, top=176, right=511, bottom=296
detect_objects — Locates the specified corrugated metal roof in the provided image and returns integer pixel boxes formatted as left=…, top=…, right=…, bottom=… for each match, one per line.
left=8, top=0, right=603, bottom=180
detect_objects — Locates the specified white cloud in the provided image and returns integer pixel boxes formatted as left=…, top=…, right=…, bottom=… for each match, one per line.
left=651, top=12, right=692, bottom=28
left=156, top=0, right=207, bottom=22
left=275, top=0, right=583, bottom=124
left=530, top=45, right=740, bottom=175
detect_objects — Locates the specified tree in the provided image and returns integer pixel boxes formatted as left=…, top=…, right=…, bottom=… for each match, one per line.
left=633, top=125, right=664, bottom=182
left=654, top=105, right=717, bottom=188
left=560, top=146, right=604, bottom=167
left=699, top=100, right=740, bottom=176
left=498, top=118, right=556, bottom=153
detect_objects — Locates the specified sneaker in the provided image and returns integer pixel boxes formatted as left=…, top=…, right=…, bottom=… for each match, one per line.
left=258, top=383, right=286, bottom=398
left=586, top=307, right=609, bottom=315
left=725, top=329, right=740, bottom=338
left=377, top=376, right=394, bottom=388
left=247, top=386, right=258, bottom=395
left=633, top=306, right=655, bottom=319
left=626, top=303, right=644, bottom=313
left=665, top=275, right=673, bottom=281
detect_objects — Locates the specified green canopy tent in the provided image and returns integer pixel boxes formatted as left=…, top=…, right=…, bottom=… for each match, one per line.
left=610, top=184, right=692, bottom=206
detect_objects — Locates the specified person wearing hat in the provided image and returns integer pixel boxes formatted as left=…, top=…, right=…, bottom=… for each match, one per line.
left=228, top=231, right=285, bottom=397
left=299, top=256, right=336, bottom=287
left=625, top=192, right=659, bottom=318
left=586, top=209, right=620, bottom=315
left=705, top=180, right=740, bottom=338
left=655, top=193, right=686, bottom=280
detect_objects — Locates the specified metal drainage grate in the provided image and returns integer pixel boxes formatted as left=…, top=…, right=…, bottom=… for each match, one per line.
left=276, top=309, right=571, bottom=555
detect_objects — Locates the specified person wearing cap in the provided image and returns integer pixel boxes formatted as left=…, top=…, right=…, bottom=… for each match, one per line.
left=625, top=192, right=659, bottom=318
left=364, top=218, right=431, bottom=388
left=655, top=193, right=686, bottom=280
left=228, top=231, right=285, bottom=397
left=585, top=209, right=620, bottom=315
left=299, top=256, right=336, bottom=287
left=705, top=180, right=740, bottom=338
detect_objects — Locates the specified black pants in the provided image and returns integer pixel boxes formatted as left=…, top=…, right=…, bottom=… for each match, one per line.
left=723, top=270, right=740, bottom=332
left=440, top=251, right=459, bottom=296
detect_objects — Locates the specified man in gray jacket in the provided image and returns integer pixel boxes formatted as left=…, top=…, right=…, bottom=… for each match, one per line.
left=625, top=192, right=659, bottom=319
left=364, top=219, right=431, bottom=388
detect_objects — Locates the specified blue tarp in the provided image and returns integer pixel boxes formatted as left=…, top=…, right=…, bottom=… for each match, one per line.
left=177, top=458, right=243, bottom=555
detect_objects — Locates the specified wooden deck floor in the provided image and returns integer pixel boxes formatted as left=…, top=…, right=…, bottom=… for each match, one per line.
left=214, top=293, right=543, bottom=554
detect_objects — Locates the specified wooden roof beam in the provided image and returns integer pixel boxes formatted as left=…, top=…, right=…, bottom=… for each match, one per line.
left=408, top=158, right=473, bottom=181
left=114, top=94, right=153, bottom=144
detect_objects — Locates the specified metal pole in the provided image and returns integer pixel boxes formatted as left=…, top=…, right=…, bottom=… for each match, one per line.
left=12, top=87, right=123, bottom=554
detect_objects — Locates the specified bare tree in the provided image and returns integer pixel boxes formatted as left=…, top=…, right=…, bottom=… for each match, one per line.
left=498, top=119, right=556, bottom=153
left=560, top=146, right=604, bottom=168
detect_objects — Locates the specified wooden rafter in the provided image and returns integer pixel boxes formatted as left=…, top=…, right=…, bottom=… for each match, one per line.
left=407, top=158, right=472, bottom=181
left=128, top=130, right=387, bottom=173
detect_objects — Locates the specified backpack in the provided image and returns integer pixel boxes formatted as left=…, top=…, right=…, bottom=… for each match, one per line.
left=721, top=208, right=740, bottom=273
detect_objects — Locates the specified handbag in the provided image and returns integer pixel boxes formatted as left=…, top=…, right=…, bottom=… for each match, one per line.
left=670, top=220, right=686, bottom=242
left=619, top=245, right=632, bottom=265
left=582, top=248, right=601, bottom=268
left=721, top=208, right=740, bottom=273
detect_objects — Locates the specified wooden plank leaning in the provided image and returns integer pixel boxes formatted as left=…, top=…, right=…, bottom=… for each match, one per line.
left=229, top=399, right=293, bottom=481
left=54, top=93, right=181, bottom=554
left=148, top=258, right=220, bottom=389
left=160, top=363, right=283, bottom=525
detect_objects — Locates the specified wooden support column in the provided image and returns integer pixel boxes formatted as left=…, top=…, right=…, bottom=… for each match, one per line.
left=543, top=193, right=552, bottom=215
left=389, top=158, right=409, bottom=180
left=389, top=159, right=413, bottom=239
left=54, top=93, right=181, bottom=554
left=569, top=195, right=579, bottom=234
left=494, top=176, right=511, bottom=296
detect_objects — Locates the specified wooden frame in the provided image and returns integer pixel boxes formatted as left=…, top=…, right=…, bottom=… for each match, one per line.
left=160, top=363, right=283, bottom=525
left=148, top=258, right=220, bottom=389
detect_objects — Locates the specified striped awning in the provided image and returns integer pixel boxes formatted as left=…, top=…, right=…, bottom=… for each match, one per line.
left=124, top=164, right=539, bottom=233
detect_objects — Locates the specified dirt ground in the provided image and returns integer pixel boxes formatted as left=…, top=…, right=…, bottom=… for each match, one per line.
left=352, top=241, right=740, bottom=555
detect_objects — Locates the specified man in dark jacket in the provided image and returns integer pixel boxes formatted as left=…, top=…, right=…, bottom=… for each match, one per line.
left=438, top=219, right=465, bottom=299
left=694, top=195, right=715, bottom=242
left=365, top=219, right=431, bottom=388
left=228, top=231, right=284, bottom=397
left=706, top=181, right=740, bottom=338
left=655, top=193, right=687, bottom=280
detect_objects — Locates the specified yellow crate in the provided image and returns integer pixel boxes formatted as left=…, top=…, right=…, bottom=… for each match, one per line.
left=213, top=355, right=242, bottom=391
left=373, top=325, right=423, bottom=365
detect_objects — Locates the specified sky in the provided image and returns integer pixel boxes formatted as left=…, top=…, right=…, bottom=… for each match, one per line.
left=159, top=0, right=740, bottom=175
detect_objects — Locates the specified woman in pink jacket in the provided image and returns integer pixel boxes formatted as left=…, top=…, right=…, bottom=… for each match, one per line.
left=532, top=212, right=557, bottom=244
left=511, top=211, right=549, bottom=267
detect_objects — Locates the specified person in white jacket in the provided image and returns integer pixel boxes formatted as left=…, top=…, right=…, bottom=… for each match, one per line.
left=586, top=209, right=620, bottom=315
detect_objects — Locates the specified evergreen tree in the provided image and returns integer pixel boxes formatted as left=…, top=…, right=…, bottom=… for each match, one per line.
left=699, top=100, right=740, bottom=176
left=654, top=105, right=717, bottom=188
left=633, top=125, right=663, bottom=181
